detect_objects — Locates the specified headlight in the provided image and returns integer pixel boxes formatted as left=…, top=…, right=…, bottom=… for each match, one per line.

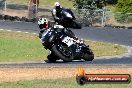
left=54, top=25, right=64, bottom=29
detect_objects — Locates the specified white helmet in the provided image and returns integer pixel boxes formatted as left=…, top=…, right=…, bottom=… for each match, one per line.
left=38, top=18, right=48, bottom=25
left=54, top=2, right=60, bottom=7
left=54, top=2, right=61, bottom=10
left=38, top=18, right=48, bottom=29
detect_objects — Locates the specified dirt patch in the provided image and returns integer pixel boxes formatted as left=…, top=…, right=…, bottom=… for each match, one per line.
left=1, top=8, right=53, bottom=21
left=106, top=18, right=132, bottom=27
left=0, top=68, right=132, bottom=83
left=1, top=9, right=28, bottom=17
left=0, top=68, right=75, bottom=83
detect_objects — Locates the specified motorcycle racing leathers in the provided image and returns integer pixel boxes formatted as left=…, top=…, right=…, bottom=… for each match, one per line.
left=51, top=7, right=75, bottom=24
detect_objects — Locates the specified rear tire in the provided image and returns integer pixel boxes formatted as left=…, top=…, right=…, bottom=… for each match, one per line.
left=52, top=44, right=73, bottom=62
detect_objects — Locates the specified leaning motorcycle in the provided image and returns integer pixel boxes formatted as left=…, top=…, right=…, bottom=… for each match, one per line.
left=40, top=25, right=94, bottom=62
left=55, top=8, right=82, bottom=29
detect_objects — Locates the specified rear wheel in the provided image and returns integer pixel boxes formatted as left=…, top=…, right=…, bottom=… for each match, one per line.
left=52, top=44, right=73, bottom=62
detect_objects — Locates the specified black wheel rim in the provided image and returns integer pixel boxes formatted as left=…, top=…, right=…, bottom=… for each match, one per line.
left=57, top=44, right=72, bottom=58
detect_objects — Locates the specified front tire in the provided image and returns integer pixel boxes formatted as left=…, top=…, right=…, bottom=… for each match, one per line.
left=72, top=20, right=82, bottom=29
left=47, top=51, right=58, bottom=63
left=83, top=49, right=94, bottom=61
left=52, top=44, right=73, bottom=62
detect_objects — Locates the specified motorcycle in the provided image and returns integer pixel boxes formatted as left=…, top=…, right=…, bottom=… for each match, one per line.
left=40, top=24, right=94, bottom=62
left=55, top=8, right=82, bottom=29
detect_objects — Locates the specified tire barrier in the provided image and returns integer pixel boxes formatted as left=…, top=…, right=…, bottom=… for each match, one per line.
left=128, top=27, right=132, bottom=29
left=14, top=16, right=21, bottom=21
left=4, top=15, right=10, bottom=20
left=0, top=15, right=4, bottom=20
left=105, top=25, right=132, bottom=29
left=0, top=14, right=37, bottom=22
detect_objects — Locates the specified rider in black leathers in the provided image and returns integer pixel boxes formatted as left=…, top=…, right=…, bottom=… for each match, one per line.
left=51, top=2, right=79, bottom=40
left=38, top=18, right=83, bottom=62
left=38, top=18, right=78, bottom=40
left=51, top=2, right=75, bottom=25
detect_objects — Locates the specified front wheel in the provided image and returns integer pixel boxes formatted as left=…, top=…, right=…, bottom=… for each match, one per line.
left=47, top=52, right=58, bottom=63
left=52, top=44, right=74, bottom=62
left=83, top=49, right=94, bottom=61
left=72, top=20, right=82, bottom=29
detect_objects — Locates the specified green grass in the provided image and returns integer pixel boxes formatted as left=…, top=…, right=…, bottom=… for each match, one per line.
left=85, top=40, right=127, bottom=57
left=0, top=77, right=131, bottom=88
left=0, top=30, right=127, bottom=62
left=7, top=0, right=74, bottom=8
left=0, top=30, right=48, bottom=62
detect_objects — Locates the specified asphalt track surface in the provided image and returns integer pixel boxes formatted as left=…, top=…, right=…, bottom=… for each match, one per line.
left=0, top=21, right=132, bottom=68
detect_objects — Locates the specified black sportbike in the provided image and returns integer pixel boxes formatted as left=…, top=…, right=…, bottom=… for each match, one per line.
left=41, top=25, right=94, bottom=62
left=55, top=8, right=82, bottom=29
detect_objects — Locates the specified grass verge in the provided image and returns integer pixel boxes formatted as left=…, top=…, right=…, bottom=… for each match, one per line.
left=85, top=40, right=127, bottom=57
left=0, top=77, right=131, bottom=88
left=0, top=30, right=47, bottom=62
left=0, top=30, right=127, bottom=62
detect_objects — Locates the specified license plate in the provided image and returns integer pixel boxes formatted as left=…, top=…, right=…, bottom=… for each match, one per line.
left=62, top=36, right=74, bottom=47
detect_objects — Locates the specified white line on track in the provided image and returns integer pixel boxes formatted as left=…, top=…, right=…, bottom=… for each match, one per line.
left=33, top=33, right=37, bottom=35
left=0, top=29, right=37, bottom=35
left=25, top=32, right=29, bottom=33
left=16, top=31, right=21, bottom=32
left=7, top=30, right=12, bottom=32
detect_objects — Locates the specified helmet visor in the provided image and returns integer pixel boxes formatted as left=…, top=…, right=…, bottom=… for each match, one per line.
left=43, top=22, right=48, bottom=29
left=56, top=6, right=60, bottom=9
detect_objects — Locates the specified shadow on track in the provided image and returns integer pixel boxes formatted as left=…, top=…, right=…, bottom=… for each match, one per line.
left=44, top=56, right=132, bottom=64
